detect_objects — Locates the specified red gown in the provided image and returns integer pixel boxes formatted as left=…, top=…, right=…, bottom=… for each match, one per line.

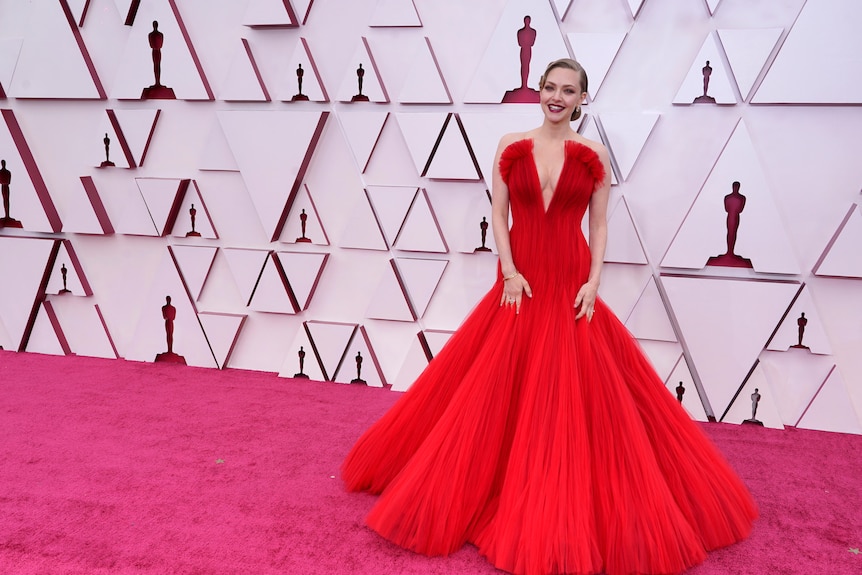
left=342, top=138, right=757, bottom=575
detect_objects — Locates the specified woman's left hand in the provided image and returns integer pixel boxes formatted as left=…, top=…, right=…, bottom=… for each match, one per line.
left=574, top=281, right=598, bottom=321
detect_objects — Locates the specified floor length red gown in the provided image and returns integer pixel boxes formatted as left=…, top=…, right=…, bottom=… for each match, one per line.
left=342, top=138, right=757, bottom=575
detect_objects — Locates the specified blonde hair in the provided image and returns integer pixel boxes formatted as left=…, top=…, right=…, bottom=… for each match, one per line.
left=538, top=58, right=588, bottom=121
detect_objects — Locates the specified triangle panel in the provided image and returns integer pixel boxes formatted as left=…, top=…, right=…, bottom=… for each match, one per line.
left=662, top=275, right=800, bottom=420
left=605, top=196, right=648, bottom=264
left=394, top=112, right=448, bottom=175
left=198, top=312, right=247, bottom=369
left=673, top=34, right=736, bottom=105
left=567, top=32, right=628, bottom=98
left=0, top=237, right=56, bottom=350
left=338, top=111, right=389, bottom=173
left=797, top=368, right=862, bottom=435
left=278, top=38, right=328, bottom=102
left=275, top=251, right=329, bottom=311
left=45, top=240, right=92, bottom=297
left=753, top=1, right=862, bottom=103
left=170, top=180, right=218, bottom=239
left=280, top=327, right=327, bottom=381
left=625, top=277, right=676, bottom=342
left=197, top=118, right=240, bottom=172
left=219, top=38, right=270, bottom=102
left=25, top=303, right=68, bottom=356
left=136, top=178, right=186, bottom=236
left=333, top=327, right=386, bottom=388
left=721, top=361, right=784, bottom=429
left=424, top=116, right=480, bottom=180
left=366, top=260, right=415, bottom=322
left=336, top=38, right=389, bottom=103
left=111, top=108, right=161, bottom=168
left=395, top=257, right=448, bottom=319
left=814, top=204, right=862, bottom=278
left=464, top=0, right=569, bottom=103
left=169, top=245, right=218, bottom=301
left=758, top=350, right=836, bottom=426
left=248, top=253, right=295, bottom=314
left=305, top=320, right=358, bottom=381
left=222, top=247, right=269, bottom=305
left=766, top=287, right=832, bottom=354
left=661, top=120, right=801, bottom=274
left=337, top=190, right=389, bottom=251
left=599, top=112, right=659, bottom=181
left=664, top=357, right=709, bottom=422
left=45, top=298, right=118, bottom=359
left=366, top=186, right=417, bottom=248
left=717, top=28, right=782, bottom=101
left=393, top=189, right=448, bottom=253
left=459, top=111, right=544, bottom=181
left=399, top=37, right=450, bottom=103
left=8, top=1, right=102, bottom=98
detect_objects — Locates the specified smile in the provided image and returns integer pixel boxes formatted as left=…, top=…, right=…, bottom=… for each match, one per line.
left=548, top=104, right=565, bottom=112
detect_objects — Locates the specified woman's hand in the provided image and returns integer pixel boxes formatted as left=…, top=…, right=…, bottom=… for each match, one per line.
left=574, top=281, right=598, bottom=321
left=500, top=273, right=532, bottom=314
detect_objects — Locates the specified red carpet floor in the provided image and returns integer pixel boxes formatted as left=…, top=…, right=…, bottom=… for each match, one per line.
left=0, top=351, right=860, bottom=575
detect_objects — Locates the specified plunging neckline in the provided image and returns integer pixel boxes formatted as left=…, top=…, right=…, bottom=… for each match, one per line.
left=528, top=138, right=574, bottom=214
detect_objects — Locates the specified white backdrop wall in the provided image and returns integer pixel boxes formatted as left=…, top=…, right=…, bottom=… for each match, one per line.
left=0, top=0, right=861, bottom=434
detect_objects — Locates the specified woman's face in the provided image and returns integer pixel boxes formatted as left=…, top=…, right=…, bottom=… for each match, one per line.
left=540, top=67, right=586, bottom=122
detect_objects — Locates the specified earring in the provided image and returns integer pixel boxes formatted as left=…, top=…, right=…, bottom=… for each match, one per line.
left=571, top=106, right=581, bottom=121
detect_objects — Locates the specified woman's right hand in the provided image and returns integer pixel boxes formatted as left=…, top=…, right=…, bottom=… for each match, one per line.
left=500, top=273, right=532, bottom=314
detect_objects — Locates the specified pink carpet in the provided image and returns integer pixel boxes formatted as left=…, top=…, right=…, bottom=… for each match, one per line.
left=0, top=351, right=859, bottom=574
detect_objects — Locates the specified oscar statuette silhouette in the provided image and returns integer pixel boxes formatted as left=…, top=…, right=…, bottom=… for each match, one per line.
left=100, top=133, right=115, bottom=167
left=154, top=295, right=186, bottom=364
left=141, top=21, right=176, bottom=99
left=693, top=60, right=716, bottom=104
left=294, top=346, right=310, bottom=379
left=502, top=16, right=540, bottom=103
left=707, top=181, right=753, bottom=268
left=295, top=209, right=312, bottom=243
left=743, top=388, right=764, bottom=426
left=790, top=312, right=810, bottom=350
left=350, top=351, right=367, bottom=384
left=474, top=216, right=492, bottom=252
left=58, top=264, right=72, bottom=295
left=185, top=204, right=201, bottom=237
left=0, top=160, right=23, bottom=229
left=292, top=63, right=309, bottom=101
left=351, top=63, right=369, bottom=102
left=675, top=381, right=685, bottom=403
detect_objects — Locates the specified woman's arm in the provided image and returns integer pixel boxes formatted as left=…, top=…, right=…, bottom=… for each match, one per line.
left=574, top=145, right=612, bottom=321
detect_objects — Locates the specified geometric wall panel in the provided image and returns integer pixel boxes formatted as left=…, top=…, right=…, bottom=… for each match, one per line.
left=110, top=0, right=213, bottom=100
left=813, top=204, right=862, bottom=279
left=46, top=240, right=92, bottom=297
left=662, top=275, right=800, bottom=419
left=599, top=112, right=659, bottom=181
left=627, top=0, right=647, bottom=18
left=304, top=320, right=358, bottom=381
left=424, top=115, right=480, bottom=180
left=125, top=249, right=218, bottom=368
left=391, top=329, right=454, bottom=392
left=398, top=37, right=450, bottom=104
left=753, top=0, right=862, bottom=103
left=757, top=350, right=836, bottom=427
left=395, top=257, right=448, bottom=319
left=464, top=0, right=568, bottom=103
left=395, top=112, right=448, bottom=176
left=717, top=28, right=783, bottom=101
left=25, top=302, right=68, bottom=356
left=248, top=253, right=295, bottom=314
left=366, top=260, right=416, bottom=322
left=567, top=31, right=628, bottom=98
left=0, top=110, right=62, bottom=233
left=169, top=245, right=218, bottom=301
left=604, top=197, right=648, bottom=264
left=664, top=355, right=709, bottom=422
left=198, top=312, right=247, bottom=369
left=337, top=191, right=389, bottom=251
left=625, top=277, right=676, bottom=342
left=796, top=367, right=862, bottom=435
left=338, top=112, right=389, bottom=173
left=217, top=111, right=329, bottom=241
left=8, top=1, right=103, bottom=99
left=242, top=0, right=298, bottom=27
left=136, top=178, right=188, bottom=237
left=456, top=188, right=495, bottom=254
left=0, top=37, right=23, bottom=98
left=280, top=326, right=327, bottom=381
left=219, top=38, right=269, bottom=102
left=170, top=180, right=218, bottom=239
left=41, top=297, right=119, bottom=359
left=704, top=0, right=722, bottom=16
left=197, top=118, right=241, bottom=172
left=392, top=188, right=448, bottom=253
left=459, top=111, right=543, bottom=181
left=0, top=237, right=56, bottom=351
left=109, top=109, right=161, bottom=168
left=280, top=185, right=329, bottom=246
left=278, top=38, right=328, bottom=102
left=673, top=33, right=736, bottom=105
left=766, top=287, right=832, bottom=355
left=274, top=251, right=329, bottom=312
left=661, top=120, right=801, bottom=274
left=222, top=248, right=269, bottom=306
left=333, top=326, right=386, bottom=388
left=336, top=38, right=389, bottom=103
left=370, top=0, right=422, bottom=27
left=721, top=361, right=785, bottom=429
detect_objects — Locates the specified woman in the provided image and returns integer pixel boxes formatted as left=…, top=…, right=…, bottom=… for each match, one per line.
left=342, top=58, right=757, bottom=575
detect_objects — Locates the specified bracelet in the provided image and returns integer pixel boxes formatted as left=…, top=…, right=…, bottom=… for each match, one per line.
left=503, top=271, right=520, bottom=281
